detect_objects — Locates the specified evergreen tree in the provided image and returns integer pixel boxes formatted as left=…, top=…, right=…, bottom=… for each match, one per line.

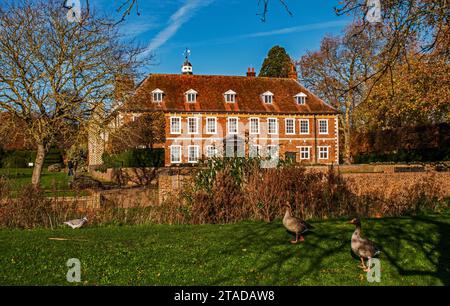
left=259, top=45, right=292, bottom=78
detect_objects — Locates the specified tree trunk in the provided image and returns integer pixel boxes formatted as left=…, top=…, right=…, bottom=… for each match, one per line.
left=31, top=143, right=46, bottom=188
left=343, top=124, right=352, bottom=164
left=343, top=96, right=353, bottom=164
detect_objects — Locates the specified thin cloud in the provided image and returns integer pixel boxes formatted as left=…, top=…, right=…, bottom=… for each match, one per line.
left=242, top=20, right=349, bottom=38
left=145, top=0, right=214, bottom=53
left=166, top=19, right=350, bottom=50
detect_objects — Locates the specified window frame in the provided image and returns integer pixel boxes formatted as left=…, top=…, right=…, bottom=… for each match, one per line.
left=267, top=118, right=278, bottom=135
left=249, top=117, right=260, bottom=135
left=227, top=117, right=239, bottom=135
left=318, top=146, right=329, bottom=160
left=187, top=117, right=199, bottom=135
left=170, top=116, right=181, bottom=134
left=318, top=119, right=328, bottom=134
left=261, top=91, right=274, bottom=104
left=206, top=117, right=217, bottom=134
left=170, top=145, right=182, bottom=164
left=295, top=93, right=307, bottom=105
left=152, top=89, right=164, bottom=103
left=205, top=145, right=217, bottom=158
left=267, top=144, right=279, bottom=159
left=285, top=118, right=295, bottom=135
left=188, top=145, right=200, bottom=163
left=185, top=89, right=198, bottom=103
left=225, top=94, right=235, bottom=103
left=299, top=146, right=310, bottom=160
left=299, top=119, right=310, bottom=134
left=224, top=90, right=236, bottom=103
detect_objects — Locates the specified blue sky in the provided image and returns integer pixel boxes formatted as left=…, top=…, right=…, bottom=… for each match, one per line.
left=88, top=0, right=353, bottom=76
left=78, top=1, right=351, bottom=76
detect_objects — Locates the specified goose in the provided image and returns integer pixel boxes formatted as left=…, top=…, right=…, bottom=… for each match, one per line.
left=349, top=218, right=381, bottom=271
left=64, top=217, right=88, bottom=229
left=282, top=201, right=314, bottom=244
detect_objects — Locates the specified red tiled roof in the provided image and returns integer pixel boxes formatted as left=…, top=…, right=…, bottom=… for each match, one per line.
left=127, top=74, right=337, bottom=114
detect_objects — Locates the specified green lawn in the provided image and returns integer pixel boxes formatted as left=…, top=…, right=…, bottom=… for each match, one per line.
left=0, top=168, right=83, bottom=197
left=1, top=213, right=449, bottom=285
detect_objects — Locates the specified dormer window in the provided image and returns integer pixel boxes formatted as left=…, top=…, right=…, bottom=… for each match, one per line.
left=185, top=89, right=197, bottom=103
left=262, top=91, right=274, bottom=104
left=152, top=88, right=164, bottom=103
left=295, top=92, right=307, bottom=105
left=224, top=90, right=236, bottom=103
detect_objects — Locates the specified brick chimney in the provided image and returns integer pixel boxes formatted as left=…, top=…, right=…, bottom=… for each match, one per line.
left=288, top=62, right=298, bottom=80
left=246, top=67, right=256, bottom=77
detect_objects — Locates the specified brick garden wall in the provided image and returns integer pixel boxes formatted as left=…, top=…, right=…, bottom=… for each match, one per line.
left=342, top=172, right=450, bottom=197
left=156, top=170, right=450, bottom=200
left=89, top=165, right=450, bottom=208
left=99, top=187, right=159, bottom=208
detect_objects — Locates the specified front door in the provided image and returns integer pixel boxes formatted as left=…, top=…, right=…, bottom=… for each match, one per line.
left=285, top=151, right=297, bottom=163
left=224, top=135, right=245, bottom=158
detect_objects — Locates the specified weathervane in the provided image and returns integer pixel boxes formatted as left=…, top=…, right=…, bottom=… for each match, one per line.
left=183, top=48, right=191, bottom=61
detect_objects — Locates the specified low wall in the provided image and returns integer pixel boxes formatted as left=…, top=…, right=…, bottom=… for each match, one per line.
left=155, top=169, right=450, bottom=204
left=342, top=172, right=450, bottom=197
left=98, top=187, right=158, bottom=208
left=87, top=165, right=450, bottom=207
left=308, top=163, right=449, bottom=173
left=90, top=163, right=449, bottom=183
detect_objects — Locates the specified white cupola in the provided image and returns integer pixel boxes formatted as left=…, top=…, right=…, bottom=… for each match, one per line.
left=181, top=48, right=193, bottom=75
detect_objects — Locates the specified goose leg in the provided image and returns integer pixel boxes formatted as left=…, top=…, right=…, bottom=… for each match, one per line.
left=299, top=235, right=305, bottom=242
left=364, top=258, right=372, bottom=272
left=291, top=233, right=299, bottom=244
left=360, top=257, right=368, bottom=270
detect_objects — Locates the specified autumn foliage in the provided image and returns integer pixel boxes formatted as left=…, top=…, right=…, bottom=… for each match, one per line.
left=356, top=55, right=450, bottom=131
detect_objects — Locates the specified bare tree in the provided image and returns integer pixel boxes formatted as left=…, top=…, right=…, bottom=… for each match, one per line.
left=335, top=0, right=449, bottom=91
left=0, top=0, right=146, bottom=187
left=299, top=24, right=382, bottom=164
left=107, top=112, right=165, bottom=153
left=257, top=0, right=293, bottom=22
left=99, top=0, right=292, bottom=23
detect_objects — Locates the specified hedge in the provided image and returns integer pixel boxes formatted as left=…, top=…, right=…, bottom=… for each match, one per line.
left=102, top=148, right=164, bottom=168
left=0, top=149, right=63, bottom=168
left=352, top=123, right=450, bottom=163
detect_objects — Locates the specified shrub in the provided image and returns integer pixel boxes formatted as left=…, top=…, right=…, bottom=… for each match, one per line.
left=346, top=173, right=447, bottom=217
left=352, top=123, right=450, bottom=163
left=0, top=148, right=63, bottom=168
left=1, top=150, right=34, bottom=168
left=0, top=147, right=5, bottom=167
left=0, top=184, right=80, bottom=229
left=170, top=158, right=447, bottom=224
left=102, top=148, right=164, bottom=169
left=44, top=148, right=64, bottom=166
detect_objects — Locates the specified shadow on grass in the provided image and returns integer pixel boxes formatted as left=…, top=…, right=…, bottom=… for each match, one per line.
left=202, top=214, right=449, bottom=285
left=202, top=221, right=349, bottom=285
left=378, top=215, right=450, bottom=285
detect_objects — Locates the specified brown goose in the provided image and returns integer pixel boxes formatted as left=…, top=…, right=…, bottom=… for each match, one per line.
left=349, top=218, right=381, bottom=271
left=282, top=202, right=314, bottom=244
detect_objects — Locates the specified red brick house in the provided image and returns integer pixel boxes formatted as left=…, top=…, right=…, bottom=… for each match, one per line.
left=88, top=58, right=339, bottom=167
